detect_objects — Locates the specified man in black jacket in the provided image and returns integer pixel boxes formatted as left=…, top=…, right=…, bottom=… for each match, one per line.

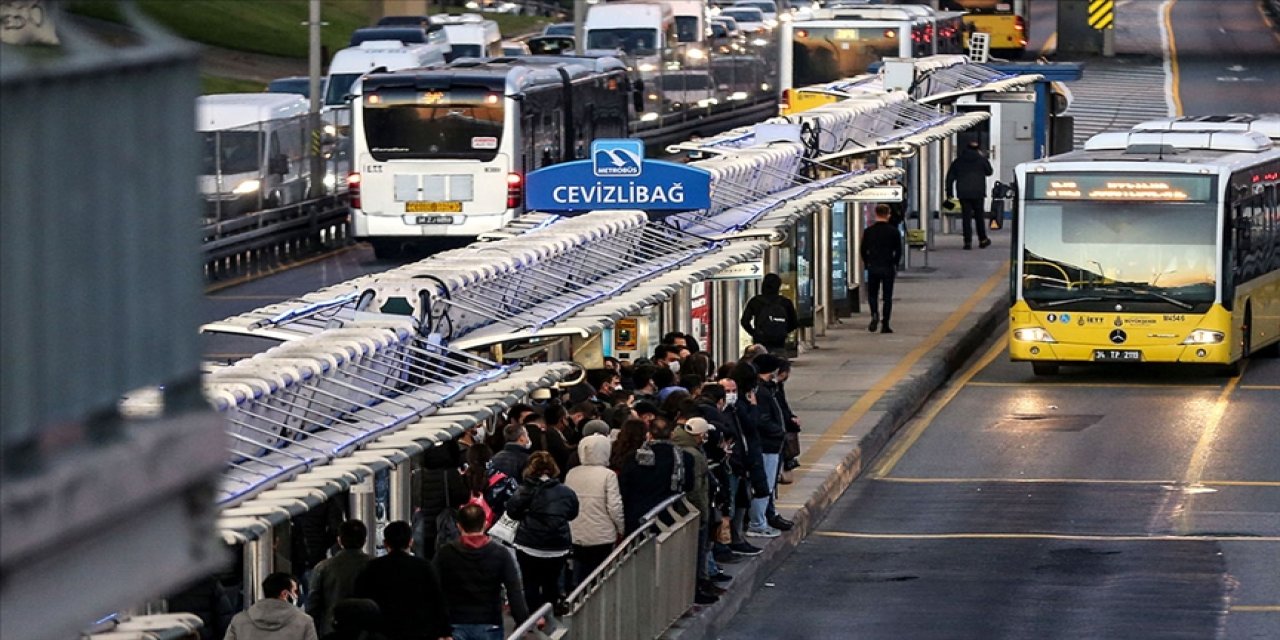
left=307, top=519, right=371, bottom=636
left=353, top=521, right=451, bottom=640
left=743, top=355, right=787, bottom=538
left=434, top=504, right=530, bottom=638
left=861, top=203, right=903, bottom=334
left=618, top=418, right=695, bottom=534
left=945, top=139, right=994, bottom=250
left=739, top=273, right=799, bottom=354
left=490, top=424, right=532, bottom=480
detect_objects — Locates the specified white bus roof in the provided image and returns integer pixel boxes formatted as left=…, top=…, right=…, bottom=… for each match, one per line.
left=195, top=93, right=309, bottom=131
left=1130, top=114, right=1280, bottom=141
left=587, top=2, right=674, bottom=28
left=328, top=40, right=447, bottom=74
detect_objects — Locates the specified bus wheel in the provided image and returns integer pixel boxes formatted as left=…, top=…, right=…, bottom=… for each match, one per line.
left=1241, top=306, right=1253, bottom=359
left=1032, top=362, right=1059, bottom=376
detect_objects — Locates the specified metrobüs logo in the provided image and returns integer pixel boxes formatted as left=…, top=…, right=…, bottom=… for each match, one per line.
left=592, top=139, right=643, bottom=177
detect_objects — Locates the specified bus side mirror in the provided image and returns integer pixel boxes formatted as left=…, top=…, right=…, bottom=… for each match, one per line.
left=269, top=154, right=289, bottom=176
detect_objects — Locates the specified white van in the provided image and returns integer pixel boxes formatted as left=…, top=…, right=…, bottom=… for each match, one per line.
left=585, top=2, right=678, bottom=75
left=432, top=13, right=502, bottom=59
left=324, top=40, right=449, bottom=108
left=197, top=93, right=311, bottom=217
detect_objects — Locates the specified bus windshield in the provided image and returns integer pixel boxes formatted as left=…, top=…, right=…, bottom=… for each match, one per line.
left=675, top=16, right=700, bottom=43
left=326, top=73, right=362, bottom=106
left=201, top=131, right=262, bottom=175
left=791, top=26, right=901, bottom=86
left=450, top=44, right=484, bottom=58
left=1021, top=200, right=1219, bottom=310
left=587, top=28, right=658, bottom=55
left=362, top=87, right=503, bottom=161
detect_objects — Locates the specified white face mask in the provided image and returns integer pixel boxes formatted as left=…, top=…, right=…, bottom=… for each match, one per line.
left=724, top=392, right=738, bottom=406
left=668, top=360, right=681, bottom=373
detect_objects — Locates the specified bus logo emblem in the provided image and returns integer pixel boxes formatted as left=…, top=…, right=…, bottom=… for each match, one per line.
left=1109, top=329, right=1127, bottom=344
left=592, top=139, right=643, bottom=177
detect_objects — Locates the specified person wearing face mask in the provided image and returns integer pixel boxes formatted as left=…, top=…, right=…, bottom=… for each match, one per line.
left=226, top=572, right=318, bottom=640
left=491, top=424, right=533, bottom=482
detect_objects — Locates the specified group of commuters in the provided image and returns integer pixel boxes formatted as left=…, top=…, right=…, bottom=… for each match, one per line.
left=221, top=330, right=806, bottom=639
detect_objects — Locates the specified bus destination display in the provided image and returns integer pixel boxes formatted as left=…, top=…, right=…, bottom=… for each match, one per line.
left=1029, top=174, right=1213, bottom=202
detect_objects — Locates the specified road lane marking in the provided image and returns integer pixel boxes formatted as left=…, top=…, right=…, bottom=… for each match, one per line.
left=1162, top=0, right=1183, bottom=116
left=968, top=381, right=1227, bottom=390
left=204, top=244, right=359, bottom=294
left=793, top=261, right=1011, bottom=476
left=876, top=477, right=1280, bottom=487
left=1231, top=605, right=1280, bottom=612
left=1039, top=32, right=1057, bottom=58
left=813, top=531, right=1280, bottom=542
left=1241, top=385, right=1280, bottom=390
left=867, top=334, right=1007, bottom=479
left=1182, top=369, right=1244, bottom=487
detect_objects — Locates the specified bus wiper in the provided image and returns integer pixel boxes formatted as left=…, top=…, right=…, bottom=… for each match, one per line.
left=1099, top=286, right=1194, bottom=310
left=1041, top=296, right=1103, bottom=308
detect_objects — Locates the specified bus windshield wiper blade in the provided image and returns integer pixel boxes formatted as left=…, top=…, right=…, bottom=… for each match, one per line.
left=1100, top=287, right=1194, bottom=310
left=1041, top=296, right=1103, bottom=308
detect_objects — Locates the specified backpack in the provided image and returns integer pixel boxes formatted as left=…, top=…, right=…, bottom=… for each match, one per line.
left=436, top=471, right=510, bottom=549
left=753, top=296, right=790, bottom=343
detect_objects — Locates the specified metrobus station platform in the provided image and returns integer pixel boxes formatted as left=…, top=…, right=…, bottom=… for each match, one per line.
left=666, top=230, right=1011, bottom=640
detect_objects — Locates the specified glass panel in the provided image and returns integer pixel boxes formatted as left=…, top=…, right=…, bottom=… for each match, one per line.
left=586, top=28, right=659, bottom=55
left=790, top=26, right=901, bottom=86
left=201, top=130, right=262, bottom=175
left=362, top=87, right=503, bottom=161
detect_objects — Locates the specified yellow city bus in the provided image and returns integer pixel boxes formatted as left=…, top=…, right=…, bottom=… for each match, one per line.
left=1010, top=115, right=1280, bottom=376
left=948, top=0, right=1027, bottom=55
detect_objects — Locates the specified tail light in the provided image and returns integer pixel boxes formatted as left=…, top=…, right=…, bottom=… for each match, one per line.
left=347, top=172, right=361, bottom=209
left=1015, top=17, right=1025, bottom=31
left=506, top=172, right=523, bottom=209
left=780, top=89, right=792, bottom=113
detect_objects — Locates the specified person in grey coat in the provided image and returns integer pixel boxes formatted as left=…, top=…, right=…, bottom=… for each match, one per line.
left=945, top=139, right=994, bottom=250
left=225, top=572, right=318, bottom=640
left=306, top=520, right=371, bottom=636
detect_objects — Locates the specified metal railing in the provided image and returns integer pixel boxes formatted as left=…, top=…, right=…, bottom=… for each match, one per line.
left=507, top=496, right=701, bottom=640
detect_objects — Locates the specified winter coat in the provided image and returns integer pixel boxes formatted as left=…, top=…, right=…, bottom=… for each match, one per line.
left=305, top=549, right=371, bottom=636
left=671, top=428, right=711, bottom=525
left=754, top=383, right=788, bottom=454
left=732, top=399, right=770, bottom=497
left=352, top=551, right=451, bottom=640
left=413, top=447, right=467, bottom=561
left=491, top=443, right=531, bottom=481
left=618, top=440, right=695, bottom=533
left=945, top=147, right=994, bottom=199
left=507, top=476, right=580, bottom=552
left=225, top=598, right=318, bottom=640
left=563, top=435, right=625, bottom=546
left=433, top=535, right=530, bottom=625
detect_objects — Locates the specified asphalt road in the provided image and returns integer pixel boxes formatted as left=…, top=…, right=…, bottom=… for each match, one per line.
left=718, top=329, right=1280, bottom=640
left=1169, top=0, right=1280, bottom=116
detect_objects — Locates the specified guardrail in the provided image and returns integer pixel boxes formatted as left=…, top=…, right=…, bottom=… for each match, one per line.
left=507, top=495, right=701, bottom=640
left=203, top=193, right=350, bottom=280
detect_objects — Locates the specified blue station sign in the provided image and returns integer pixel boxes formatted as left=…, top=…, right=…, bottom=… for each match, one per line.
left=525, top=139, right=712, bottom=213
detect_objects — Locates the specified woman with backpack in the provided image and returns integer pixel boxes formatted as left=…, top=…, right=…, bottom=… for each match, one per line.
left=506, top=451, right=580, bottom=615
left=463, top=444, right=519, bottom=524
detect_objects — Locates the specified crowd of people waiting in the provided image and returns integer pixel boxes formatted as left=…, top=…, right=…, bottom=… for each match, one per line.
left=219, top=331, right=805, bottom=640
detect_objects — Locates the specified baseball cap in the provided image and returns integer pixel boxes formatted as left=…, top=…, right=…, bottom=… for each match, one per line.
left=683, top=417, right=715, bottom=435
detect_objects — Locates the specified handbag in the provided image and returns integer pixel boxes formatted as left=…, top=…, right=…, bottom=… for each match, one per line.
left=488, top=512, right=520, bottom=545
left=783, top=432, right=801, bottom=461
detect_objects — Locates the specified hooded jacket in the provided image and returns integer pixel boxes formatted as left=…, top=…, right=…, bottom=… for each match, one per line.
left=671, top=427, right=710, bottom=525
left=618, top=440, right=695, bottom=533
left=563, top=434, right=625, bottom=546
left=225, top=598, right=318, bottom=640
left=433, top=534, right=531, bottom=626
left=945, top=147, right=994, bottom=199
left=507, top=476, right=580, bottom=552
left=740, top=274, right=799, bottom=348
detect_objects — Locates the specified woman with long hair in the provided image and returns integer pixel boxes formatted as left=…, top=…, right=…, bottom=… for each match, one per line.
left=609, top=418, right=648, bottom=473
left=464, top=443, right=518, bottom=523
left=506, top=451, right=580, bottom=615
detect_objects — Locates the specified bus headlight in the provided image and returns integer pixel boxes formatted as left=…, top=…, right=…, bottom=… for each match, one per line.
left=1181, top=329, right=1224, bottom=345
left=687, top=47, right=705, bottom=60
left=232, top=179, right=261, bottom=195
left=640, top=112, right=660, bottom=122
left=1013, top=327, right=1057, bottom=343
left=638, top=63, right=657, bottom=73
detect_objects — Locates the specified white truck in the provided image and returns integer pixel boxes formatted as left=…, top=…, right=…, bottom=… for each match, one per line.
left=324, top=40, right=450, bottom=109
left=197, top=93, right=311, bottom=218
left=432, top=13, right=503, bottom=59
left=585, top=2, right=679, bottom=76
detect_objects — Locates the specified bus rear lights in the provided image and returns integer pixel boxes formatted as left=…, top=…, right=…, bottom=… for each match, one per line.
left=1181, top=330, right=1224, bottom=345
left=506, top=172, right=523, bottom=209
left=347, top=172, right=361, bottom=209
left=1014, top=327, right=1057, bottom=343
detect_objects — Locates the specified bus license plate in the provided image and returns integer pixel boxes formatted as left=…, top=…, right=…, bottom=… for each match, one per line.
left=414, top=215, right=455, bottom=225
left=405, top=201, right=462, bottom=213
left=1092, top=349, right=1142, bottom=362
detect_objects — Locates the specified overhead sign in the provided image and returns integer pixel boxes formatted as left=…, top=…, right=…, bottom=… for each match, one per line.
left=846, top=185, right=904, bottom=202
left=711, top=261, right=764, bottom=280
left=526, top=139, right=713, bottom=212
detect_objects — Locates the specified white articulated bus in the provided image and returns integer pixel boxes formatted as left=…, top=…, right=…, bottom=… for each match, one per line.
left=347, top=57, right=637, bottom=257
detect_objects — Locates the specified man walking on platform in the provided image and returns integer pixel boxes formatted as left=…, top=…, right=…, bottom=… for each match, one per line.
left=861, top=204, right=902, bottom=334
left=945, top=139, right=994, bottom=250
left=354, top=521, right=452, bottom=640
left=225, top=573, right=318, bottom=640
left=307, top=519, right=371, bottom=636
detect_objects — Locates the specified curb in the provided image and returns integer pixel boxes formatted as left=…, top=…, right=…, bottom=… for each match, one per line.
left=663, top=284, right=1008, bottom=640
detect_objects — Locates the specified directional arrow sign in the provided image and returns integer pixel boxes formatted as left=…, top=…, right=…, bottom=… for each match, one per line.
left=711, top=261, right=764, bottom=280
